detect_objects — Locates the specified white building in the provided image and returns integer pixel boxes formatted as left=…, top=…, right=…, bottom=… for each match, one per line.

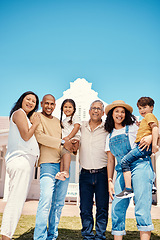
left=0, top=78, right=160, bottom=205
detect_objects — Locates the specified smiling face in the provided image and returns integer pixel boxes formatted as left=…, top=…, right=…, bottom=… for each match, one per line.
left=21, top=94, right=37, bottom=114
left=89, top=102, right=104, bottom=122
left=138, top=105, right=153, bottom=118
left=112, top=106, right=125, bottom=129
left=41, top=95, right=56, bottom=118
left=63, top=101, right=74, bottom=117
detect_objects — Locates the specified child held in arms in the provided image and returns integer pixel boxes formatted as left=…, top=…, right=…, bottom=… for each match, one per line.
left=116, top=97, right=159, bottom=199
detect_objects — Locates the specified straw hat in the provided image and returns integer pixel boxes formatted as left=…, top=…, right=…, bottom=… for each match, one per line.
left=105, top=100, right=133, bottom=115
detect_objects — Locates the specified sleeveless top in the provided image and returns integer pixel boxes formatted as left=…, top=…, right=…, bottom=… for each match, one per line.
left=5, top=108, right=39, bottom=163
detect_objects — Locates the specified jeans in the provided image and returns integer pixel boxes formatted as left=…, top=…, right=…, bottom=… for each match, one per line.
left=112, top=160, right=154, bottom=235
left=34, top=163, right=69, bottom=240
left=79, top=168, right=109, bottom=239
left=109, top=126, right=154, bottom=235
left=121, top=142, right=152, bottom=172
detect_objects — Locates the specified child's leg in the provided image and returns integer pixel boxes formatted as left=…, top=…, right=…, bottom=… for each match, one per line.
left=120, top=146, right=141, bottom=192
left=116, top=146, right=142, bottom=199
left=123, top=171, right=132, bottom=189
left=62, top=152, right=71, bottom=177
left=121, top=145, right=142, bottom=172
left=55, top=153, right=71, bottom=181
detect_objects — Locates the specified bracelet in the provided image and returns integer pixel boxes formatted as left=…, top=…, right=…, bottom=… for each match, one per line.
left=108, top=178, right=113, bottom=182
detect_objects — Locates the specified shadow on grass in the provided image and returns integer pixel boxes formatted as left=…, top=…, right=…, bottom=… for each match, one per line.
left=14, top=228, right=160, bottom=240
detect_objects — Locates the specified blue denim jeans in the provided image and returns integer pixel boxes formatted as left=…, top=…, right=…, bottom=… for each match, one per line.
left=34, top=163, right=69, bottom=240
left=109, top=126, right=154, bottom=235
left=121, top=142, right=152, bottom=172
left=112, top=160, right=154, bottom=235
left=79, top=168, right=109, bottom=239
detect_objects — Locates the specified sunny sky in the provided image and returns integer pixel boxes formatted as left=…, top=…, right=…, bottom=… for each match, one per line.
left=0, top=0, right=160, bottom=119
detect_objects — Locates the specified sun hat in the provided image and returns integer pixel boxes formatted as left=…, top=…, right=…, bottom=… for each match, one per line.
left=105, top=100, right=133, bottom=115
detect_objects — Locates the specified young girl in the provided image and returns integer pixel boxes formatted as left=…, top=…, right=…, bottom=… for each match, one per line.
left=55, top=99, right=81, bottom=181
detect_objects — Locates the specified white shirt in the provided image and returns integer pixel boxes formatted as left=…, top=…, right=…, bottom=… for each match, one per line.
left=105, top=123, right=138, bottom=152
left=62, top=114, right=81, bottom=139
left=79, top=121, right=108, bottom=170
left=5, top=109, right=40, bottom=163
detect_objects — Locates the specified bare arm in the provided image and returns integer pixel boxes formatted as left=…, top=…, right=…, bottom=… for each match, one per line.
left=63, top=123, right=80, bottom=141
left=150, top=122, right=159, bottom=153
left=13, top=110, right=40, bottom=141
left=107, top=151, right=115, bottom=200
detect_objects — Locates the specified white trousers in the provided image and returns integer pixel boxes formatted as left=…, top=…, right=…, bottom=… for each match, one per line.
left=1, top=155, right=36, bottom=238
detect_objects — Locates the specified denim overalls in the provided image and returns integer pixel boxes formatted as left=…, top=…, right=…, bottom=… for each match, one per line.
left=109, top=125, right=154, bottom=236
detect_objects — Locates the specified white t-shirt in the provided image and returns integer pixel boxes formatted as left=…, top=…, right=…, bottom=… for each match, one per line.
left=62, top=113, right=81, bottom=139
left=105, top=123, right=138, bottom=152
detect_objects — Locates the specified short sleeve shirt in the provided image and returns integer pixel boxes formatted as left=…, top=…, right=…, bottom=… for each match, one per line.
left=62, top=114, right=81, bottom=139
left=135, top=113, right=159, bottom=142
left=79, top=121, right=108, bottom=169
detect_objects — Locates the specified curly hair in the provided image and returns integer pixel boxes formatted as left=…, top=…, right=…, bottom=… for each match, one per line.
left=104, top=107, right=136, bottom=133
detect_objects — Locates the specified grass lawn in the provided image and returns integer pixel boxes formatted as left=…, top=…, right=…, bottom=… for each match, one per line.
left=0, top=214, right=160, bottom=239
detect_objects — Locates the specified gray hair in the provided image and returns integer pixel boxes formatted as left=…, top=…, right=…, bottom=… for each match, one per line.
left=90, top=100, right=104, bottom=111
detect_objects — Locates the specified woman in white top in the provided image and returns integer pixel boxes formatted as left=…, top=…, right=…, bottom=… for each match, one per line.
left=1, top=91, right=40, bottom=240
left=104, top=100, right=154, bottom=240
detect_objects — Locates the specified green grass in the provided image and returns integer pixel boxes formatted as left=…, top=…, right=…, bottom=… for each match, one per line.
left=0, top=214, right=160, bottom=239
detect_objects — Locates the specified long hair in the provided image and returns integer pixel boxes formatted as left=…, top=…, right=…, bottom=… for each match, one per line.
left=104, top=107, right=136, bottom=133
left=9, top=91, right=39, bottom=119
left=60, top=99, right=76, bottom=128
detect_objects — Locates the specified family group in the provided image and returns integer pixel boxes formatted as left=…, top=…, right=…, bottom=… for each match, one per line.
left=0, top=91, right=159, bottom=240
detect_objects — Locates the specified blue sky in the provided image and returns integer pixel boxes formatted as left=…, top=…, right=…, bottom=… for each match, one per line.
left=0, top=0, right=160, bottom=119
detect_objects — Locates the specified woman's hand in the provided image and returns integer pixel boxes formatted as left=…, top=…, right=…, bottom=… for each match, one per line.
left=136, top=120, right=141, bottom=127
left=14, top=110, right=40, bottom=141
left=31, top=113, right=41, bottom=127
left=139, top=135, right=152, bottom=151
left=108, top=181, right=115, bottom=200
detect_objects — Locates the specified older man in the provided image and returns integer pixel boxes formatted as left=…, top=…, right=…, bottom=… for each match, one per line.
left=79, top=100, right=109, bottom=240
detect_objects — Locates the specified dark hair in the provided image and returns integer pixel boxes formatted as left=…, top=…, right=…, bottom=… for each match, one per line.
left=137, top=97, right=155, bottom=108
left=60, top=99, right=76, bottom=128
left=9, top=91, right=39, bottom=119
left=104, top=107, right=136, bottom=133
